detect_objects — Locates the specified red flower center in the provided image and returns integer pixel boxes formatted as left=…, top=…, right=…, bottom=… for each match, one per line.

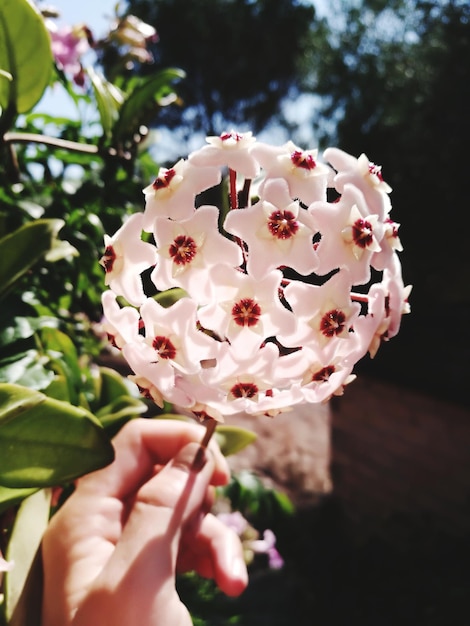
left=232, top=298, right=262, bottom=327
left=291, top=150, right=316, bottom=170
left=169, top=235, right=197, bottom=266
left=312, top=365, right=336, bottom=382
left=230, top=381, right=258, bottom=398
left=152, top=335, right=177, bottom=359
left=320, top=309, right=347, bottom=337
left=351, top=218, right=374, bottom=248
left=220, top=131, right=243, bottom=142
left=368, top=162, right=384, bottom=181
left=267, top=210, right=299, bottom=239
left=152, top=168, right=176, bottom=190
left=101, top=245, right=116, bottom=273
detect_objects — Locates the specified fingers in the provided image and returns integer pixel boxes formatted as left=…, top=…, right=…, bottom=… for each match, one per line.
left=76, top=418, right=229, bottom=500
left=177, top=512, right=248, bottom=597
left=89, top=442, right=217, bottom=593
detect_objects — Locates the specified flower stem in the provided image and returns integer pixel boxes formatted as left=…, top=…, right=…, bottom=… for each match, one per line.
left=229, top=168, right=238, bottom=209
left=200, top=417, right=217, bottom=448
left=192, top=417, right=217, bottom=471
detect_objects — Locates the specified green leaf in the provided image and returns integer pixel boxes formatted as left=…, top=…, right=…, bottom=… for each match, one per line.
left=0, top=219, right=64, bottom=301
left=112, top=68, right=185, bottom=143
left=0, top=383, right=114, bottom=488
left=94, top=366, right=135, bottom=406
left=0, top=350, right=55, bottom=390
left=215, top=425, right=257, bottom=456
left=4, top=488, right=51, bottom=625
left=41, top=327, right=82, bottom=404
left=0, top=484, right=37, bottom=514
left=0, top=0, right=53, bottom=115
left=87, top=65, right=125, bottom=139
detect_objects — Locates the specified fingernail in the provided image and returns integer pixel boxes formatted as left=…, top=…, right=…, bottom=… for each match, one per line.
left=231, top=555, right=248, bottom=586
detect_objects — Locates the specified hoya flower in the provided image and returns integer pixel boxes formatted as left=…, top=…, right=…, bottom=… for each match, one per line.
left=101, top=133, right=408, bottom=421
left=282, top=270, right=361, bottom=348
left=324, top=147, right=392, bottom=219
left=352, top=284, right=391, bottom=359
left=251, top=140, right=330, bottom=204
left=370, top=217, right=403, bottom=271
left=224, top=178, right=319, bottom=280
left=382, top=254, right=412, bottom=340
left=309, top=184, right=384, bottom=285
left=140, top=297, right=218, bottom=375
left=151, top=205, right=243, bottom=304
left=189, top=130, right=259, bottom=179
left=142, top=159, right=221, bottom=226
left=100, top=213, right=157, bottom=307
left=122, top=340, right=192, bottom=409
left=200, top=343, right=281, bottom=416
left=197, top=265, right=296, bottom=359
left=298, top=342, right=359, bottom=404
left=101, top=290, right=141, bottom=349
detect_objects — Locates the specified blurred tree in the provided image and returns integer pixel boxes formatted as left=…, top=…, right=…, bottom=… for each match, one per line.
left=122, top=0, right=320, bottom=137
left=308, top=0, right=470, bottom=403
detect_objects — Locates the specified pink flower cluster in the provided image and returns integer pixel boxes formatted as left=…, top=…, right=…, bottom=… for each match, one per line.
left=101, top=131, right=411, bottom=421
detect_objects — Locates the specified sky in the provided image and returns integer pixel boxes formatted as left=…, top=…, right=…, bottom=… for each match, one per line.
left=42, top=0, right=120, bottom=36
left=36, top=0, right=123, bottom=117
left=36, top=0, right=323, bottom=158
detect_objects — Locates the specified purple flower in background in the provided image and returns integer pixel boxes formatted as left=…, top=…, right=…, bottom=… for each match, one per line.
left=251, top=529, right=284, bottom=569
left=47, top=21, right=91, bottom=85
left=217, top=511, right=284, bottom=570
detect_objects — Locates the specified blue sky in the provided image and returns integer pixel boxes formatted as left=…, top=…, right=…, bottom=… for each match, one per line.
left=36, top=0, right=124, bottom=117
left=43, top=0, right=121, bottom=36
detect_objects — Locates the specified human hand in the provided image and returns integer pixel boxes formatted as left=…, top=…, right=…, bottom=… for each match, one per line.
left=41, top=418, right=248, bottom=626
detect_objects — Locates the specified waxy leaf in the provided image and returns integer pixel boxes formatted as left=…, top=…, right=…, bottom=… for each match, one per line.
left=215, top=425, right=257, bottom=456
left=0, top=0, right=53, bottom=115
left=87, top=65, right=125, bottom=139
left=0, top=484, right=37, bottom=514
left=0, top=219, right=64, bottom=300
left=112, top=68, right=185, bottom=143
left=0, top=383, right=114, bottom=488
left=4, top=488, right=51, bottom=626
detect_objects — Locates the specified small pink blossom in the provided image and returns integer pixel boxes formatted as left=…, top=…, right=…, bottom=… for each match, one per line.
left=189, top=130, right=259, bottom=179
left=224, top=178, right=319, bottom=280
left=100, top=213, right=157, bottom=307
left=150, top=205, right=242, bottom=304
left=252, top=140, right=330, bottom=204
left=324, top=147, right=392, bottom=219
left=142, top=159, right=221, bottom=225
left=309, top=184, right=384, bottom=285
left=47, top=22, right=90, bottom=85
left=197, top=266, right=295, bottom=359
